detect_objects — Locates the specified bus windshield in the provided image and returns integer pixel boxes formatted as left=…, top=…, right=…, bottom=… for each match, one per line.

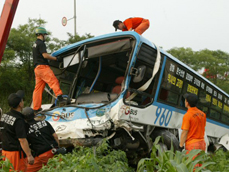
left=51, top=37, right=136, bottom=104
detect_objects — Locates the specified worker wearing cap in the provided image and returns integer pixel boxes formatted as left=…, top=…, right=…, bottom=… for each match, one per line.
left=22, top=107, right=59, bottom=172
left=32, top=27, right=67, bottom=113
left=180, top=93, right=206, bottom=166
left=113, top=17, right=150, bottom=35
left=1, top=90, right=34, bottom=171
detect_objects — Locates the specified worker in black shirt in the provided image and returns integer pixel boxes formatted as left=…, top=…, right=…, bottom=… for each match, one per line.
left=32, top=27, right=67, bottom=113
left=1, top=90, right=34, bottom=171
left=22, top=107, right=59, bottom=172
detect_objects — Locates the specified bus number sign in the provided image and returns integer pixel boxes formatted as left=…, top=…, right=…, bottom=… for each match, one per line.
left=154, top=107, right=172, bottom=126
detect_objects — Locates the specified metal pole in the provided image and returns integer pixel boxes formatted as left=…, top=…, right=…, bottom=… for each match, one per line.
left=74, top=0, right=76, bottom=36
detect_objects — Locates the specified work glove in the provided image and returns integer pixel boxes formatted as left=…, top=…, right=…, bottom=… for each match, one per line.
left=56, top=56, right=63, bottom=62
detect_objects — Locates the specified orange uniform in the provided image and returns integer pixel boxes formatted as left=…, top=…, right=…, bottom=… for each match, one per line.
left=33, top=65, right=62, bottom=110
left=181, top=107, right=206, bottom=146
left=181, top=107, right=206, bottom=168
left=122, top=17, right=150, bottom=35
left=27, top=150, right=54, bottom=172
left=2, top=150, right=27, bottom=172
left=181, top=107, right=206, bottom=150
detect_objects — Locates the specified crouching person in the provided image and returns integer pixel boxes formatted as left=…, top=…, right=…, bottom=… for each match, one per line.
left=22, top=107, right=59, bottom=172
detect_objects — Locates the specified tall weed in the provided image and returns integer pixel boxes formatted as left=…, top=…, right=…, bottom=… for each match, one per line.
left=137, top=136, right=214, bottom=172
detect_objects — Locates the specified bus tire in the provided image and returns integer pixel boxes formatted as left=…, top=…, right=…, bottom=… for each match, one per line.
left=151, top=129, right=180, bottom=152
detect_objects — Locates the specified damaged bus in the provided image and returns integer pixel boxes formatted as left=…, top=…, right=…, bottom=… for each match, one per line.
left=38, top=31, right=229, bottom=163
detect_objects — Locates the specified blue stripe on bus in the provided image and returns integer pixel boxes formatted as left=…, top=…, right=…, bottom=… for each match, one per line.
left=153, top=101, right=229, bottom=129
left=206, top=118, right=229, bottom=129
left=154, top=56, right=167, bottom=102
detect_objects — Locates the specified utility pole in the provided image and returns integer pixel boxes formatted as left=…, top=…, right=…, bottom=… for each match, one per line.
left=74, top=0, right=76, bottom=36
left=62, top=0, right=77, bottom=36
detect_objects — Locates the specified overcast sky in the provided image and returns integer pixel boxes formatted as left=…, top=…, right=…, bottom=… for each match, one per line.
left=1, top=0, right=229, bottom=53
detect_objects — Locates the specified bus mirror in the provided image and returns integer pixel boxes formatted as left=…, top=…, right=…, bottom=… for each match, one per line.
left=133, top=65, right=146, bottom=83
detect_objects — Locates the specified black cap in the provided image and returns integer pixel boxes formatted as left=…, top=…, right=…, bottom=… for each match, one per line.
left=113, top=20, right=122, bottom=31
left=8, top=90, right=25, bottom=108
left=22, top=107, right=34, bottom=121
left=183, top=93, right=198, bottom=107
left=22, top=107, right=45, bottom=121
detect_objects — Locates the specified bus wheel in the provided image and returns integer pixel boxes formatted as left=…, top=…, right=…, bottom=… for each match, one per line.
left=151, top=130, right=180, bottom=152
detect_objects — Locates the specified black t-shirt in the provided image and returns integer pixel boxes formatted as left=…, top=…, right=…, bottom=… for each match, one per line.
left=26, top=120, right=58, bottom=156
left=32, top=39, right=49, bottom=67
left=0, top=109, right=27, bottom=151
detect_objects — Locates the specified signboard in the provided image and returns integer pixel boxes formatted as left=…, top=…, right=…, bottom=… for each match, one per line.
left=62, top=17, right=67, bottom=26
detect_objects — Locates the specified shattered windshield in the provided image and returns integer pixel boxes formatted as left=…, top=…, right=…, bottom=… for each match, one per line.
left=52, top=37, right=135, bottom=104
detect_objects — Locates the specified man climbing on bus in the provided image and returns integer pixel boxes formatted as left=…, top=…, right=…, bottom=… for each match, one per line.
left=179, top=93, right=206, bottom=167
left=113, top=17, right=150, bottom=35
left=32, top=27, right=67, bottom=113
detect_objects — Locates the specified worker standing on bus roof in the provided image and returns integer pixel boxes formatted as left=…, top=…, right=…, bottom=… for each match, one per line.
left=180, top=93, right=206, bottom=167
left=32, top=27, right=67, bottom=113
left=113, top=17, right=150, bottom=35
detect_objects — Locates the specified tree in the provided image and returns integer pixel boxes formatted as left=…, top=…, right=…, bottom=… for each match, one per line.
left=167, top=47, right=200, bottom=70
left=0, top=18, right=94, bottom=112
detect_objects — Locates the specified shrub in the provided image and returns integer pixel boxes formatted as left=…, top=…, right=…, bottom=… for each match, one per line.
left=0, top=156, right=15, bottom=172
left=137, top=136, right=214, bottom=172
left=39, top=140, right=134, bottom=172
left=205, top=149, right=229, bottom=172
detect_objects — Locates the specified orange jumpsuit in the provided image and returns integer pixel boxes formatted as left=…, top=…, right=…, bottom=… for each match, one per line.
left=33, top=65, right=62, bottom=110
left=2, top=150, right=27, bottom=172
left=181, top=107, right=206, bottom=167
left=27, top=150, right=54, bottom=172
left=122, top=17, right=150, bottom=35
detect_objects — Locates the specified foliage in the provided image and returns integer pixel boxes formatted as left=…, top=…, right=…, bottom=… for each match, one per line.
left=205, top=149, right=229, bottom=172
left=2, top=140, right=229, bottom=171
left=0, top=156, right=15, bottom=172
left=137, top=136, right=214, bottom=172
left=39, top=140, right=134, bottom=172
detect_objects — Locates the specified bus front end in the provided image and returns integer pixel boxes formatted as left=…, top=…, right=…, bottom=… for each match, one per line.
left=37, top=32, right=151, bottom=160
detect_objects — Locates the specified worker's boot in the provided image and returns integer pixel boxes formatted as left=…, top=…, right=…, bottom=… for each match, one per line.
left=57, top=95, right=68, bottom=107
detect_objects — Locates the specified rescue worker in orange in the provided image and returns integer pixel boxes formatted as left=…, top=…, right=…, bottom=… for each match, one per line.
left=113, top=17, right=150, bottom=35
left=32, top=27, right=67, bottom=113
left=1, top=90, right=34, bottom=171
left=22, top=107, right=59, bottom=172
left=180, top=93, right=206, bottom=165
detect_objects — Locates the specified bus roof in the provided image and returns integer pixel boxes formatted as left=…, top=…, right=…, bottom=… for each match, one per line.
left=52, top=31, right=229, bottom=98
left=52, top=31, right=144, bottom=57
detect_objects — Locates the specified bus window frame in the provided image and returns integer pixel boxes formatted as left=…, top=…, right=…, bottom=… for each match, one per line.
left=124, top=43, right=162, bottom=108
left=157, top=56, right=225, bottom=123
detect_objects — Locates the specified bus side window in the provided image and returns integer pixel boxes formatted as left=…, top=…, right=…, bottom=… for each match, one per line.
left=159, top=88, right=168, bottom=101
left=158, top=88, right=179, bottom=105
